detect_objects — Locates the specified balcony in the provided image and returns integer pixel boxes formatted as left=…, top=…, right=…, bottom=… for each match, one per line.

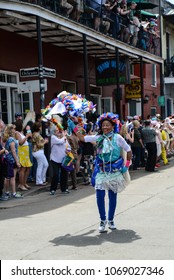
left=0, top=0, right=162, bottom=64
left=164, top=61, right=174, bottom=84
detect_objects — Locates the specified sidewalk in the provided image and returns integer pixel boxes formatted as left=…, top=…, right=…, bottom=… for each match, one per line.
left=0, top=176, right=84, bottom=209
left=0, top=157, right=173, bottom=209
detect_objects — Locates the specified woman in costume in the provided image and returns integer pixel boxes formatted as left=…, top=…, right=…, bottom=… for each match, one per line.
left=68, top=112, right=132, bottom=233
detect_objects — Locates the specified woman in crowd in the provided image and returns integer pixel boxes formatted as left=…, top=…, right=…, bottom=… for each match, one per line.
left=31, top=122, right=49, bottom=186
left=119, top=122, right=134, bottom=145
left=131, top=120, right=144, bottom=170
left=3, top=124, right=22, bottom=198
left=49, top=126, right=70, bottom=195
left=68, top=113, right=132, bottom=233
left=0, top=119, right=7, bottom=200
left=15, top=120, right=32, bottom=190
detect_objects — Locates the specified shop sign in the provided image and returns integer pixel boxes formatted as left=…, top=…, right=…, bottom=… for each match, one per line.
left=125, top=79, right=141, bottom=99
left=158, top=96, right=165, bottom=106
left=95, top=58, right=129, bottom=86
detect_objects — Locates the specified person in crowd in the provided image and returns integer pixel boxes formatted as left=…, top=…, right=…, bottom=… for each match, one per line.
left=151, top=120, right=162, bottom=168
left=50, top=126, right=70, bottom=195
left=35, top=113, right=42, bottom=124
left=160, top=123, right=169, bottom=166
left=129, top=11, right=141, bottom=47
left=141, top=120, right=158, bottom=172
left=31, top=122, right=49, bottom=186
left=119, top=122, right=134, bottom=145
left=60, top=0, right=73, bottom=18
left=72, top=0, right=84, bottom=22
left=82, top=123, right=95, bottom=184
left=3, top=124, right=22, bottom=198
left=125, top=115, right=133, bottom=132
left=138, top=120, right=146, bottom=168
left=89, top=0, right=102, bottom=31
left=104, top=0, right=131, bottom=40
left=164, top=117, right=174, bottom=157
left=14, top=112, right=23, bottom=123
left=117, top=0, right=132, bottom=43
left=170, top=54, right=174, bottom=77
left=68, top=112, right=132, bottom=233
left=101, top=0, right=112, bottom=35
left=24, top=120, right=37, bottom=183
left=0, top=119, right=8, bottom=201
left=67, top=131, right=79, bottom=190
left=131, top=120, right=144, bottom=170
left=15, top=120, right=32, bottom=191
left=128, top=1, right=139, bottom=46
left=162, top=121, right=170, bottom=158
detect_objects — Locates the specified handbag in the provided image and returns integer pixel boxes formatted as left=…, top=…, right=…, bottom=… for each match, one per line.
left=169, top=133, right=173, bottom=139
left=61, top=151, right=75, bottom=172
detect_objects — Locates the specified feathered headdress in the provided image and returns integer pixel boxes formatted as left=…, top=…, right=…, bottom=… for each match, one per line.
left=42, top=91, right=96, bottom=129
left=97, top=112, right=120, bottom=133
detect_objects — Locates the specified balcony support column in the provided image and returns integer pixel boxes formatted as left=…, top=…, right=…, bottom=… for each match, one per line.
left=115, top=46, right=121, bottom=117
left=140, top=56, right=144, bottom=120
left=83, top=34, right=89, bottom=100
left=36, top=0, right=45, bottom=136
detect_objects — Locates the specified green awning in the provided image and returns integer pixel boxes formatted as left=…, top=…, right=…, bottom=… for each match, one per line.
left=127, top=0, right=158, bottom=10
left=140, top=10, right=158, bottom=18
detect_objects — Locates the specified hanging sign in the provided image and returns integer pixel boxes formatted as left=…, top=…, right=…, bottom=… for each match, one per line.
left=95, top=58, right=129, bottom=86
left=125, top=79, right=141, bottom=99
left=158, top=96, right=165, bottom=106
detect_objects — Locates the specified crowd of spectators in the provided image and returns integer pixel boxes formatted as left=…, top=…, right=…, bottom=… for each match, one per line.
left=1, top=110, right=174, bottom=202
left=18, top=0, right=160, bottom=54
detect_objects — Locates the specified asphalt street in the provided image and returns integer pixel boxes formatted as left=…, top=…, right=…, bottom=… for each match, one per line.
left=0, top=160, right=174, bottom=260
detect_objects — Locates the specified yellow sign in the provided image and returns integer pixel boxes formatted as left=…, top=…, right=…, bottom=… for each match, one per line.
left=125, top=79, right=141, bottom=99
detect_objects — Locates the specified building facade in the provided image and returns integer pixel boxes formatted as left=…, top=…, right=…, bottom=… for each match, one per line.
left=0, top=0, right=164, bottom=123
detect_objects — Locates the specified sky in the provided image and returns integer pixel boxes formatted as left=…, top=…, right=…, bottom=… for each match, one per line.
left=167, top=0, right=174, bottom=4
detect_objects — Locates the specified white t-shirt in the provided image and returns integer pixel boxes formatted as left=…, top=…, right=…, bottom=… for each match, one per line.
left=84, top=133, right=131, bottom=153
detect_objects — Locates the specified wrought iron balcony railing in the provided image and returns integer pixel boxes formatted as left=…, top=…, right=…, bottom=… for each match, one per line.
left=10, top=0, right=161, bottom=56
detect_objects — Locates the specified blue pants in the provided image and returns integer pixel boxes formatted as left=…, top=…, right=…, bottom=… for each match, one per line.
left=96, top=189, right=117, bottom=221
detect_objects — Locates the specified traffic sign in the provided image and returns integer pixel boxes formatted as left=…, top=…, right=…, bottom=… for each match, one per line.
left=20, top=67, right=56, bottom=78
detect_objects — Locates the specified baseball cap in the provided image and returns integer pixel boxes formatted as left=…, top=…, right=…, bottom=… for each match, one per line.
left=131, top=1, right=137, bottom=5
left=15, top=112, right=22, bottom=118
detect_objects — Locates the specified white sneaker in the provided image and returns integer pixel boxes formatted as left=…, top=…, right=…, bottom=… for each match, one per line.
left=108, top=220, right=116, bottom=230
left=99, top=220, right=107, bottom=233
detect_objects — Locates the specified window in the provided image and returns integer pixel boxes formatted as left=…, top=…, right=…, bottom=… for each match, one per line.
left=0, top=71, right=18, bottom=85
left=101, top=98, right=112, bottom=113
left=12, top=90, right=31, bottom=119
left=151, top=106, right=156, bottom=117
left=0, top=88, right=8, bottom=123
left=130, top=63, right=134, bottom=75
left=152, top=64, right=157, bottom=87
left=61, top=80, right=76, bottom=93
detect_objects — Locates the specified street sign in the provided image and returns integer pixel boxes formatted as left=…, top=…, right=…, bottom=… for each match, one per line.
left=20, top=67, right=39, bottom=78
left=20, top=67, right=56, bottom=78
left=43, top=67, right=56, bottom=78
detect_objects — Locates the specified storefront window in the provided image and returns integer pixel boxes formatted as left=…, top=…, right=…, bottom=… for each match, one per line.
left=0, top=88, right=8, bottom=124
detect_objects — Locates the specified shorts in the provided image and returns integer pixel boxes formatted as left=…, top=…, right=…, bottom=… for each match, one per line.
left=3, top=159, right=17, bottom=179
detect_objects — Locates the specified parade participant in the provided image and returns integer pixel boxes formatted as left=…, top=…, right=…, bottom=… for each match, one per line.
left=68, top=112, right=132, bottom=233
